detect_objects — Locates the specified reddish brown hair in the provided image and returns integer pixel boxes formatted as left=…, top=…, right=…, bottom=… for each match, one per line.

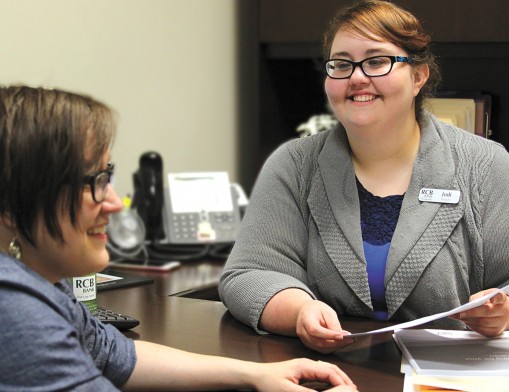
left=323, top=0, right=440, bottom=122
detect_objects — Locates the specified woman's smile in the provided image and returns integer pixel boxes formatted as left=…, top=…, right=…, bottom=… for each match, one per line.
left=349, top=94, right=379, bottom=102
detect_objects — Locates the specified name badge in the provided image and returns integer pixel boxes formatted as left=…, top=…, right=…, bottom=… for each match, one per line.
left=419, top=188, right=460, bottom=204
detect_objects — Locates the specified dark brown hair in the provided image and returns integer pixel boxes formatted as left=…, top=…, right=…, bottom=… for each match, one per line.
left=0, top=86, right=115, bottom=245
left=323, top=0, right=440, bottom=123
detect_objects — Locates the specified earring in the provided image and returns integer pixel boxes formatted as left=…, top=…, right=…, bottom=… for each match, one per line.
left=8, top=237, right=21, bottom=260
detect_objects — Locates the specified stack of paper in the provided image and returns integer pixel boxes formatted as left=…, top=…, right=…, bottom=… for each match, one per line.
left=396, top=329, right=509, bottom=392
left=426, top=95, right=492, bottom=138
left=339, top=285, right=508, bottom=391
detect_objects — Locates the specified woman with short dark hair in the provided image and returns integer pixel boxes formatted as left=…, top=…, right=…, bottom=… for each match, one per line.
left=0, top=85, right=356, bottom=391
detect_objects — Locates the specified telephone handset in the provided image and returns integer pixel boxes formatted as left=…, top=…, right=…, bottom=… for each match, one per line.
left=131, top=152, right=165, bottom=241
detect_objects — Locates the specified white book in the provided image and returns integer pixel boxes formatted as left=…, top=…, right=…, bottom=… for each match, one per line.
left=394, top=329, right=509, bottom=376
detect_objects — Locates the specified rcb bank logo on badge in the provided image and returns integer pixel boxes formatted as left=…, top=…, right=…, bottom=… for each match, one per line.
left=419, top=188, right=434, bottom=201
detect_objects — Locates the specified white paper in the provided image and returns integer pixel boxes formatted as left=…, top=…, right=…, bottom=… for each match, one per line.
left=345, top=284, right=509, bottom=338
left=96, top=272, right=123, bottom=283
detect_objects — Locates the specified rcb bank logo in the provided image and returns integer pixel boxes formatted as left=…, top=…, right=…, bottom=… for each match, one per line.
left=420, top=188, right=433, bottom=201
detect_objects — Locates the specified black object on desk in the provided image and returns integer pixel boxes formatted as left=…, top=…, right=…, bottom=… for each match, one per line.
left=96, top=307, right=140, bottom=331
left=96, top=269, right=149, bottom=330
left=97, top=268, right=154, bottom=291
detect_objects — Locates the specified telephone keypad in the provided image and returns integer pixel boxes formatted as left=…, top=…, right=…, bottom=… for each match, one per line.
left=169, top=212, right=238, bottom=243
left=171, top=214, right=198, bottom=241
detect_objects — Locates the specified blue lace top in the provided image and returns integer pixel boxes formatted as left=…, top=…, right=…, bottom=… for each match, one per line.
left=357, top=178, right=404, bottom=320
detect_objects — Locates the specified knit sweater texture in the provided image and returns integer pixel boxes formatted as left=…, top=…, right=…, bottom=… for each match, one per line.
left=220, top=112, right=509, bottom=333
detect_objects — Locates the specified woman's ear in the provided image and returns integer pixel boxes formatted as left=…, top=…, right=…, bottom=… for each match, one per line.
left=413, top=64, right=430, bottom=96
left=0, top=214, right=15, bottom=229
left=0, top=215, right=17, bottom=252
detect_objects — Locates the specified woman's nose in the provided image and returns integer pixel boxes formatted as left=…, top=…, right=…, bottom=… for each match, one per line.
left=349, top=66, right=370, bottom=84
left=102, top=184, right=124, bottom=213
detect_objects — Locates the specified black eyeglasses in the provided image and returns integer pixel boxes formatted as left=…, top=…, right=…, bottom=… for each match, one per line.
left=324, top=55, right=414, bottom=79
left=83, top=163, right=114, bottom=203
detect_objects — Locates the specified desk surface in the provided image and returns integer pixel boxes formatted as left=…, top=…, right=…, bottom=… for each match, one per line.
left=99, top=264, right=405, bottom=392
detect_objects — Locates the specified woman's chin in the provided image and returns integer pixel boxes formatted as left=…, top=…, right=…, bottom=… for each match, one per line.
left=94, top=252, right=111, bottom=272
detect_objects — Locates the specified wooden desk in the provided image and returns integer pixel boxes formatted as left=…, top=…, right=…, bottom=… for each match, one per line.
left=99, top=266, right=405, bottom=392
left=103, top=259, right=225, bottom=299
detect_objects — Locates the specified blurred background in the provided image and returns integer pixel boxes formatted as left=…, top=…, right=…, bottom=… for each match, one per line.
left=1, top=0, right=508, bottom=198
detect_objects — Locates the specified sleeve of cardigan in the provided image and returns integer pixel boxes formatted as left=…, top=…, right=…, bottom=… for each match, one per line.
left=219, top=142, right=316, bottom=333
left=478, top=142, right=509, bottom=289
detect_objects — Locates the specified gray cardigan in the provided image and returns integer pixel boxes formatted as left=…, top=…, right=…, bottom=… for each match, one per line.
left=219, top=112, right=509, bottom=333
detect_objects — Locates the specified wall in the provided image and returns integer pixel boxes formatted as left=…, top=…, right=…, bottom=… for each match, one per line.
left=0, top=0, right=238, bottom=198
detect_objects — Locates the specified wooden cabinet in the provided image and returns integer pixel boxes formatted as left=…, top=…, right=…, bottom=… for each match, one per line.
left=237, top=1, right=509, bottom=193
left=259, top=0, right=509, bottom=43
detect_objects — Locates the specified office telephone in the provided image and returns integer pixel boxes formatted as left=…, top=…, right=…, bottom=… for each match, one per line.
left=163, top=172, right=242, bottom=244
left=120, top=152, right=245, bottom=262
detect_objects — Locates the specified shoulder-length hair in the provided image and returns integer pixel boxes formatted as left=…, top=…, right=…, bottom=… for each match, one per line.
left=0, top=86, right=116, bottom=245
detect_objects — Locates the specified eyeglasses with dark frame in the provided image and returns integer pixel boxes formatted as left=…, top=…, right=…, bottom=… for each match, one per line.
left=324, top=55, right=414, bottom=79
left=83, top=163, right=114, bottom=203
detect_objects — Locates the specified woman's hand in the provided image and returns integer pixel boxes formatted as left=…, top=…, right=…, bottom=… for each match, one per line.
left=451, top=288, right=509, bottom=337
left=252, top=358, right=358, bottom=392
left=295, top=301, right=352, bottom=353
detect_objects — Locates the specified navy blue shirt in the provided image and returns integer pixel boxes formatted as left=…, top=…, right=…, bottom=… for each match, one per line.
left=357, top=179, right=404, bottom=320
left=0, top=253, right=136, bottom=391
